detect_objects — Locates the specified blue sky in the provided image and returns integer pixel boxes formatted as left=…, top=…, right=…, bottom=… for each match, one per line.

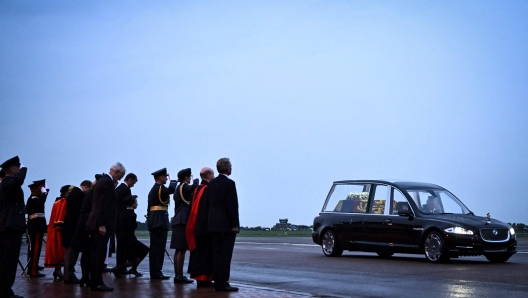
left=1, top=1, right=527, bottom=227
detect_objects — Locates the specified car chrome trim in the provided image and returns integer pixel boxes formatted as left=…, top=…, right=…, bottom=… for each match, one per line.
left=480, top=229, right=510, bottom=243
left=455, top=246, right=473, bottom=249
left=413, top=227, right=424, bottom=231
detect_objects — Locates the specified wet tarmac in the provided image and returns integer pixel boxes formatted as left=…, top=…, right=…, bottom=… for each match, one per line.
left=10, top=237, right=528, bottom=297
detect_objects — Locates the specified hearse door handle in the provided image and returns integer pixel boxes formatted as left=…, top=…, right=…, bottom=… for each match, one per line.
left=385, top=219, right=392, bottom=224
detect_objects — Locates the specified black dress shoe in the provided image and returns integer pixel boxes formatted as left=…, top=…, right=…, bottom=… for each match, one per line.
left=151, top=274, right=170, bottom=280
left=38, top=265, right=45, bottom=270
left=215, top=285, right=239, bottom=292
left=91, top=284, right=114, bottom=291
left=103, top=267, right=114, bottom=273
left=29, top=272, right=45, bottom=277
left=174, top=276, right=194, bottom=284
left=129, top=269, right=143, bottom=277
left=197, top=281, right=214, bottom=288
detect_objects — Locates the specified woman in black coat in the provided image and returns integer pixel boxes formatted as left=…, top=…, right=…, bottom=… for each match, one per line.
left=112, top=196, right=149, bottom=277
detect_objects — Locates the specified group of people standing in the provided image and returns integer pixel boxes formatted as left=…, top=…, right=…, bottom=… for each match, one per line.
left=0, top=156, right=240, bottom=298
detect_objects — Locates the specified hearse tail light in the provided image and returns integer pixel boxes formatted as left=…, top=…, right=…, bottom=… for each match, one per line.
left=444, top=227, right=474, bottom=235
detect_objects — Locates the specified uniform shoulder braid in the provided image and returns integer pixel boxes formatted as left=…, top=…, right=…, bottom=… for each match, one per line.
left=158, top=184, right=170, bottom=206
left=179, top=183, right=190, bottom=205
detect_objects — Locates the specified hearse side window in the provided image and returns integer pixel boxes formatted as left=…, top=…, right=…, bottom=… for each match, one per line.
left=370, top=185, right=389, bottom=215
left=391, top=188, right=410, bottom=215
left=323, top=184, right=370, bottom=213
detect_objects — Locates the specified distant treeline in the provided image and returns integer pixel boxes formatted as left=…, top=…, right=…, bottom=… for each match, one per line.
left=240, top=225, right=312, bottom=231
left=509, top=223, right=527, bottom=232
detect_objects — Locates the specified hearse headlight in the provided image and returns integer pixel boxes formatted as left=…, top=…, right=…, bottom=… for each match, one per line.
left=510, top=227, right=516, bottom=237
left=444, top=227, right=474, bottom=235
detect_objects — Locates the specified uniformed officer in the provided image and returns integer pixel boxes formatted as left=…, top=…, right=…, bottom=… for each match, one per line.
left=147, top=168, right=177, bottom=279
left=0, top=156, right=27, bottom=298
left=26, top=179, right=48, bottom=277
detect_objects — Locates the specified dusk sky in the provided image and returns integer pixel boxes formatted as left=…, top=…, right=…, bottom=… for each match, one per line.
left=1, top=1, right=527, bottom=227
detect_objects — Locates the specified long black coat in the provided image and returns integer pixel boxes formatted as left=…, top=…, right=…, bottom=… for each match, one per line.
left=87, top=174, right=117, bottom=235
left=172, top=180, right=198, bottom=226
left=71, top=189, right=93, bottom=251
left=147, top=180, right=176, bottom=231
left=0, top=167, right=27, bottom=233
left=207, top=174, right=239, bottom=233
left=26, top=192, right=48, bottom=234
left=62, top=187, right=84, bottom=248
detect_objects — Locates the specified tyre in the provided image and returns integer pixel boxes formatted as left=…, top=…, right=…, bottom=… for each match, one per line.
left=377, top=252, right=394, bottom=258
left=321, top=229, right=343, bottom=257
left=423, top=231, right=449, bottom=263
left=485, top=254, right=511, bottom=263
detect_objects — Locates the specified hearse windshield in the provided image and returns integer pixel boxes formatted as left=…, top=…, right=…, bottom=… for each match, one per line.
left=403, top=188, right=471, bottom=215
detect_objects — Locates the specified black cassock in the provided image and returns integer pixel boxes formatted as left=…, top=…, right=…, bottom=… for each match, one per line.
left=26, top=191, right=48, bottom=275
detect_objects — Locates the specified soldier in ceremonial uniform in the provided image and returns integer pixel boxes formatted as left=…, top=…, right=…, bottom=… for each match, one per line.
left=26, top=179, right=48, bottom=277
left=0, top=156, right=27, bottom=298
left=147, top=168, right=177, bottom=279
left=171, top=168, right=198, bottom=284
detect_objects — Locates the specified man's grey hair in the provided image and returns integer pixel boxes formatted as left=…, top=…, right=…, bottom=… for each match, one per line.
left=216, top=158, right=231, bottom=174
left=111, top=162, right=126, bottom=173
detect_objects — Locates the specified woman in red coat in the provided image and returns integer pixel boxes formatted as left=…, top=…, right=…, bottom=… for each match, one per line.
left=44, top=186, right=70, bottom=279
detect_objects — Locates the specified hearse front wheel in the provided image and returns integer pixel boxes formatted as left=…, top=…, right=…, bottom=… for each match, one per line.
left=424, top=231, right=449, bottom=263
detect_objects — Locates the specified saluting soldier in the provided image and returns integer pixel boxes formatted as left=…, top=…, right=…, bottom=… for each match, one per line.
left=0, top=156, right=27, bottom=298
left=26, top=179, right=49, bottom=277
left=171, top=168, right=198, bottom=284
left=147, top=168, right=177, bottom=279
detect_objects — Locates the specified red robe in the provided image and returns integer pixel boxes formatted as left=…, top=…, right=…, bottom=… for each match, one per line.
left=44, top=197, right=66, bottom=267
left=186, top=185, right=213, bottom=281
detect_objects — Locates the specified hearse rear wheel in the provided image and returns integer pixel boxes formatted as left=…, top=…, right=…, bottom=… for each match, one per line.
left=321, top=229, right=343, bottom=257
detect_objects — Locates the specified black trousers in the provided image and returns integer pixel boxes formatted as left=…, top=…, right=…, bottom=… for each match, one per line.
left=0, top=228, right=23, bottom=297
left=115, top=232, right=126, bottom=269
left=27, top=231, right=44, bottom=276
left=80, top=235, right=92, bottom=281
left=212, top=232, right=236, bottom=288
left=64, top=246, right=79, bottom=281
left=149, top=227, right=168, bottom=277
left=90, top=231, right=110, bottom=286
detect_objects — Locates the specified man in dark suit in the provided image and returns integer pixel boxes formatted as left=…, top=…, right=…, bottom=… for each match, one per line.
left=0, top=156, right=27, bottom=298
left=207, top=158, right=240, bottom=292
left=114, top=173, right=137, bottom=275
left=87, top=162, right=126, bottom=291
left=147, top=168, right=177, bottom=279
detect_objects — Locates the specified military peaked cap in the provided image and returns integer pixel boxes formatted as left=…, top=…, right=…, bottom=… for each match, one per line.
left=0, top=156, right=20, bottom=169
